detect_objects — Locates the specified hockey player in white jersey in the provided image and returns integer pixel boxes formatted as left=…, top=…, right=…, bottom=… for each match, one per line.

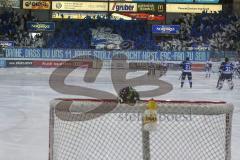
left=160, top=59, right=168, bottom=76
left=233, top=60, right=240, bottom=78
left=205, top=60, right=212, bottom=78
left=217, top=57, right=234, bottom=90
left=148, top=56, right=156, bottom=76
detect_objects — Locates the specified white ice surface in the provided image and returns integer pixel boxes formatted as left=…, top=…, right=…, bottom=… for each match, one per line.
left=0, top=68, right=239, bottom=160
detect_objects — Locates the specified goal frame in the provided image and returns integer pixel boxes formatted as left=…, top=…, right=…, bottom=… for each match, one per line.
left=49, top=98, right=233, bottom=160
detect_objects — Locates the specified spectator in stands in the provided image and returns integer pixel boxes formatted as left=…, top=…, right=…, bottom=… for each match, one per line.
left=0, top=8, right=240, bottom=51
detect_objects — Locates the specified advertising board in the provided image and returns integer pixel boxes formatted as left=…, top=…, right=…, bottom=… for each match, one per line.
left=27, top=22, right=55, bottom=31
left=4, top=48, right=210, bottom=61
left=137, top=3, right=165, bottom=13
left=0, top=41, right=14, bottom=48
left=0, top=0, right=20, bottom=8
left=121, top=13, right=165, bottom=21
left=166, top=0, right=193, bottom=2
left=6, top=60, right=33, bottom=67
left=32, top=60, right=92, bottom=68
left=109, top=2, right=138, bottom=12
left=23, top=0, right=50, bottom=10
left=152, top=25, right=180, bottom=34
left=195, top=0, right=220, bottom=3
left=52, top=1, right=108, bottom=11
left=166, top=4, right=222, bottom=13
left=52, top=11, right=107, bottom=20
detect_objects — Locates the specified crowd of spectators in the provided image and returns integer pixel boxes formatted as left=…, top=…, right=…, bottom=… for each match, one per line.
left=0, top=8, right=240, bottom=51
left=164, top=10, right=240, bottom=51
left=48, top=18, right=156, bottom=50
left=0, top=9, right=44, bottom=47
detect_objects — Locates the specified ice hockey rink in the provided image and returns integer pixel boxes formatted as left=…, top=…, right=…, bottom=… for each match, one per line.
left=0, top=68, right=239, bottom=160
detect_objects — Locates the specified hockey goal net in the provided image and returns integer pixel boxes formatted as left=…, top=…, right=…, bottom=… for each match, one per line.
left=49, top=98, right=234, bottom=160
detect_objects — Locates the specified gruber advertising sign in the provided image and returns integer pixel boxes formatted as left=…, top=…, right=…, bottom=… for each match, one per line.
left=109, top=2, right=137, bottom=12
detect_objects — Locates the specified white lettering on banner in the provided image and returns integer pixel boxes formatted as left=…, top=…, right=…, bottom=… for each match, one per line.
left=160, top=52, right=167, bottom=60
left=5, top=49, right=23, bottom=58
left=42, top=49, right=65, bottom=59
left=112, top=51, right=125, bottom=59
left=25, top=49, right=41, bottom=58
left=167, top=52, right=173, bottom=60
left=110, top=3, right=137, bottom=12
left=144, top=51, right=151, bottom=60
left=52, top=49, right=64, bottom=59
left=150, top=52, right=155, bottom=60
left=194, top=51, right=206, bottom=61
left=73, top=50, right=91, bottom=58
left=142, top=52, right=149, bottom=61
left=94, top=50, right=111, bottom=60
left=159, top=27, right=174, bottom=32
left=175, top=52, right=185, bottom=61
left=3, top=48, right=211, bottom=61
left=128, top=52, right=137, bottom=60
left=42, top=49, right=51, bottom=58
left=186, top=52, right=194, bottom=60
left=65, top=50, right=72, bottom=59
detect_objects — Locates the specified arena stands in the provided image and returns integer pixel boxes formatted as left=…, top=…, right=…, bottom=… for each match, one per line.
left=0, top=9, right=44, bottom=48
left=171, top=10, right=240, bottom=51
left=47, top=19, right=156, bottom=50
left=1, top=9, right=240, bottom=51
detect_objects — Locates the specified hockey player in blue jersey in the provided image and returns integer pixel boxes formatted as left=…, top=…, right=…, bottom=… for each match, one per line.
left=217, top=57, right=234, bottom=90
left=180, top=57, right=192, bottom=88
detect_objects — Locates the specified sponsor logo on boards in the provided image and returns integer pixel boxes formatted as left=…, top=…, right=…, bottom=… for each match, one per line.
left=55, top=3, right=62, bottom=9
left=137, top=3, right=165, bottom=13
left=23, top=1, right=50, bottom=10
left=111, top=3, right=137, bottom=12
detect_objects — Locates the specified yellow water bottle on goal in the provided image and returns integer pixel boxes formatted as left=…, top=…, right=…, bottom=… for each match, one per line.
left=143, top=99, right=158, bottom=132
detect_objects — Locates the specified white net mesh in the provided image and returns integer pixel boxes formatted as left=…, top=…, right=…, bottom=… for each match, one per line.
left=49, top=99, right=234, bottom=160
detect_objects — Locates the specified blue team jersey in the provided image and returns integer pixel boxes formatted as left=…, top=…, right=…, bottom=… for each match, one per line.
left=181, top=61, right=192, bottom=72
left=221, top=62, right=234, bottom=74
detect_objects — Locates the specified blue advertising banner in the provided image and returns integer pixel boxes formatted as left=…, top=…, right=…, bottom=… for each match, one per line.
left=0, top=59, right=6, bottom=67
left=27, top=22, right=55, bottom=32
left=166, top=0, right=193, bottom=2
left=152, top=25, right=181, bottom=34
left=0, top=41, right=14, bottom=48
left=195, top=0, right=219, bottom=3
left=3, top=48, right=210, bottom=61
left=133, top=0, right=165, bottom=2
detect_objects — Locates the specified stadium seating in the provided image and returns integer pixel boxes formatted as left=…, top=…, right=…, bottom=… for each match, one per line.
left=1, top=9, right=240, bottom=51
